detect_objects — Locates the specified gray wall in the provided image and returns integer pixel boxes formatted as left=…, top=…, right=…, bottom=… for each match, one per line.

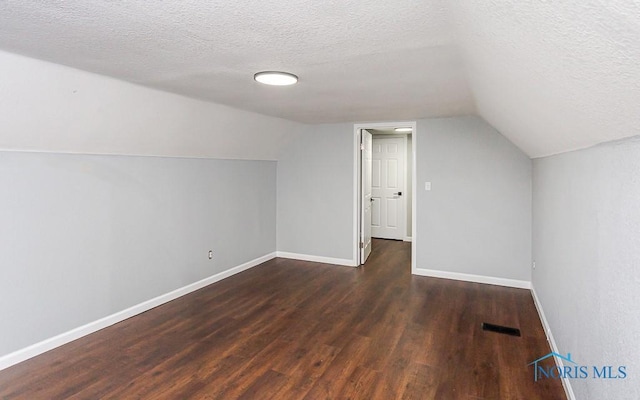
left=415, top=116, right=532, bottom=281
left=0, top=151, right=276, bottom=356
left=277, top=123, right=354, bottom=261
left=533, top=137, right=640, bottom=400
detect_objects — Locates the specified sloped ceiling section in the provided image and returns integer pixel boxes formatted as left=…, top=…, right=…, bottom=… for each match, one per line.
left=0, top=0, right=474, bottom=124
left=449, top=1, right=640, bottom=158
left=0, top=1, right=638, bottom=157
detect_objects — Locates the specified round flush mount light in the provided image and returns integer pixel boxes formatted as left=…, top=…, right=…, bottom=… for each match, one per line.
left=254, top=71, right=298, bottom=86
left=395, top=127, right=412, bottom=132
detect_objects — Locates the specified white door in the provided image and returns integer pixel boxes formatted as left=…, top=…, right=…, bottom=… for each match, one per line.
left=360, top=130, right=373, bottom=264
left=371, top=136, right=406, bottom=240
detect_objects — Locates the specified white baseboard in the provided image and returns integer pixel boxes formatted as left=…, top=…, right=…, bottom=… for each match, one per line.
left=531, top=286, right=576, bottom=400
left=276, top=251, right=357, bottom=267
left=403, top=236, right=412, bottom=242
left=0, top=252, right=276, bottom=371
left=412, top=268, right=531, bottom=289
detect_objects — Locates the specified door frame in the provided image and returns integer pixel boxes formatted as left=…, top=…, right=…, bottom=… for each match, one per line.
left=353, top=121, right=417, bottom=272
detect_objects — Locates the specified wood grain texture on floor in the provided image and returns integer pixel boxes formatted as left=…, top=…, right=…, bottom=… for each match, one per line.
left=0, top=239, right=566, bottom=399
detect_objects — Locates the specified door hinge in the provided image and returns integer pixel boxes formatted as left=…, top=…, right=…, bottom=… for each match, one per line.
left=360, top=143, right=365, bottom=151
left=360, top=242, right=364, bottom=249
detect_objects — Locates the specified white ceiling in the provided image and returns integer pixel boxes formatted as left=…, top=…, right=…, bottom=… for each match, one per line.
left=448, top=1, right=640, bottom=157
left=0, top=1, right=638, bottom=157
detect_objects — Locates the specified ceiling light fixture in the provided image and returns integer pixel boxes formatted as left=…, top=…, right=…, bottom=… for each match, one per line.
left=254, top=71, right=298, bottom=86
left=395, top=127, right=412, bottom=132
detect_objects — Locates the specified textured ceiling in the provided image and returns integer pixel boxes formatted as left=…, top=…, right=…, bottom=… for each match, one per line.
left=0, top=0, right=473, bottom=125
left=0, top=1, right=638, bottom=157
left=449, top=1, right=640, bottom=157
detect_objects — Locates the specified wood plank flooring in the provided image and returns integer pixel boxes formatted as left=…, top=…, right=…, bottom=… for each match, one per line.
left=0, top=239, right=566, bottom=399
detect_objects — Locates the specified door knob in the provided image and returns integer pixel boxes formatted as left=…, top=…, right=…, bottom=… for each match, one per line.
left=370, top=198, right=375, bottom=202
left=394, top=192, right=402, bottom=196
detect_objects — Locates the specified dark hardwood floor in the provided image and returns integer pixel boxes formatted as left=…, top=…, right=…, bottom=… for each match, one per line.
left=0, top=239, right=565, bottom=399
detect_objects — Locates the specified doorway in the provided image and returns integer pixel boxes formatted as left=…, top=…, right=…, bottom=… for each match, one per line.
left=354, top=122, right=416, bottom=267
left=371, top=135, right=407, bottom=241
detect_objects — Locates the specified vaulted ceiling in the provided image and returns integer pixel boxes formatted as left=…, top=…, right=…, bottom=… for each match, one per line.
left=0, top=1, right=638, bottom=157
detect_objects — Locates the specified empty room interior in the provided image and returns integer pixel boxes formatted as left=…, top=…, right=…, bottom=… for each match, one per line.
left=0, top=2, right=638, bottom=399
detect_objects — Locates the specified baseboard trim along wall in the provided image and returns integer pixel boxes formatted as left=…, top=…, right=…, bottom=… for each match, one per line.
left=531, top=286, right=577, bottom=400
left=403, top=237, right=413, bottom=242
left=0, top=252, right=277, bottom=371
left=413, top=268, right=531, bottom=289
left=275, top=251, right=357, bottom=267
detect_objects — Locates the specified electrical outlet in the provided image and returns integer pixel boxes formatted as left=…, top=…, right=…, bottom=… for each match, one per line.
left=532, top=261, right=536, bottom=270
left=208, top=250, right=213, bottom=260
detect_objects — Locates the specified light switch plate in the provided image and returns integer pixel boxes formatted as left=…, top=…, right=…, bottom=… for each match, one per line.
left=425, top=182, right=432, bottom=191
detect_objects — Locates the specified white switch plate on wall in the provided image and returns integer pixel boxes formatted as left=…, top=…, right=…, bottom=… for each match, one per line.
left=425, top=182, right=431, bottom=191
